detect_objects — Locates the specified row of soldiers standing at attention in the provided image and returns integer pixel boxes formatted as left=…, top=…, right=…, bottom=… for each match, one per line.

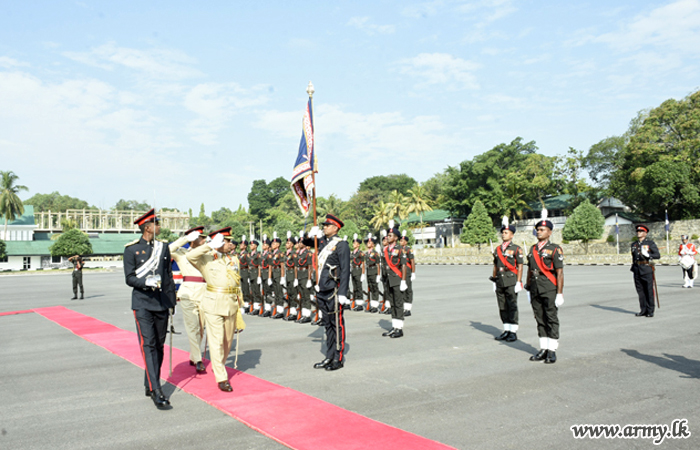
left=232, top=224, right=416, bottom=338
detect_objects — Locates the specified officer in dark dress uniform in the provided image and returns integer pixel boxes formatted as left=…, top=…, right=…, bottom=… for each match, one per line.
left=123, top=208, right=176, bottom=409
left=525, top=214, right=564, bottom=364
left=631, top=224, right=661, bottom=317
left=283, top=232, right=299, bottom=321
left=382, top=222, right=408, bottom=338
left=364, top=235, right=381, bottom=313
left=296, top=232, right=314, bottom=323
left=303, top=214, right=350, bottom=371
left=238, top=237, right=250, bottom=312
left=350, top=234, right=365, bottom=311
left=490, top=217, right=524, bottom=342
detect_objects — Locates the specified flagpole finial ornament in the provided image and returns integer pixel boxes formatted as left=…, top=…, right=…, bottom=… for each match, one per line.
left=306, top=81, right=315, bottom=97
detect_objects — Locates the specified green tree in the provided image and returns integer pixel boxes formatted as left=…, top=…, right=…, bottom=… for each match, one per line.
left=338, top=219, right=361, bottom=243
left=24, top=191, right=91, bottom=212
left=459, top=200, right=495, bottom=249
left=443, top=137, right=554, bottom=219
left=189, top=203, right=213, bottom=228
left=421, top=170, right=448, bottom=209
left=562, top=199, right=605, bottom=254
left=369, top=201, right=391, bottom=232
left=157, top=227, right=179, bottom=243
left=1, top=171, right=28, bottom=240
left=406, top=185, right=433, bottom=246
left=358, top=174, right=417, bottom=195
left=114, top=199, right=151, bottom=211
left=585, top=135, right=626, bottom=193
left=50, top=229, right=93, bottom=257
left=387, top=190, right=408, bottom=221
left=248, top=179, right=272, bottom=221
left=268, top=176, right=291, bottom=206
left=609, top=90, right=700, bottom=219
left=553, top=147, right=596, bottom=213
left=0, top=239, right=6, bottom=259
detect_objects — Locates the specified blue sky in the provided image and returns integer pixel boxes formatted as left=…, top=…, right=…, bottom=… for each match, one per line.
left=1, top=0, right=699, bottom=214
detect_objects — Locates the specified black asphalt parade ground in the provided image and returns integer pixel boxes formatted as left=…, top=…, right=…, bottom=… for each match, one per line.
left=1, top=265, right=698, bottom=450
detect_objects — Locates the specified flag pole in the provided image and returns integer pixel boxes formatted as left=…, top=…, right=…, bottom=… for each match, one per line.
left=307, top=81, right=319, bottom=284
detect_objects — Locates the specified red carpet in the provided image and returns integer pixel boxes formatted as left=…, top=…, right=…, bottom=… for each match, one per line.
left=28, top=306, right=456, bottom=450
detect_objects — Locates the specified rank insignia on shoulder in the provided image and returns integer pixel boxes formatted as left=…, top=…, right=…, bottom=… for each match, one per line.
left=125, top=239, right=139, bottom=247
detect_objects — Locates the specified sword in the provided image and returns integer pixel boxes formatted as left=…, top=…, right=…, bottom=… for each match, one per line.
left=652, top=264, right=660, bottom=308
left=168, top=307, right=174, bottom=377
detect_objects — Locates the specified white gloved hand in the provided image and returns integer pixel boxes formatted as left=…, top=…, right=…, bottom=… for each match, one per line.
left=293, top=279, right=298, bottom=287
left=338, top=295, right=349, bottom=305
left=641, top=248, right=650, bottom=257
left=257, top=276, right=262, bottom=285
left=400, top=280, right=408, bottom=291
left=360, top=274, right=366, bottom=282
left=281, top=278, right=286, bottom=286
left=314, top=284, right=320, bottom=292
left=411, top=272, right=416, bottom=282
left=514, top=281, right=523, bottom=293
left=145, top=278, right=158, bottom=287
left=376, top=275, right=381, bottom=284
left=309, top=226, right=321, bottom=238
left=527, top=291, right=531, bottom=304
left=492, top=282, right=497, bottom=292
left=555, top=293, right=564, bottom=307
left=307, top=279, right=312, bottom=288
left=186, top=230, right=200, bottom=242
left=208, top=233, right=225, bottom=250
left=267, top=278, right=272, bottom=286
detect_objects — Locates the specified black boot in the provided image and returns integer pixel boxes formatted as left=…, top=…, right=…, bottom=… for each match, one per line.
left=544, top=351, right=557, bottom=364
left=505, top=332, right=517, bottom=342
left=314, top=358, right=331, bottom=369
left=150, top=388, right=170, bottom=409
left=382, top=328, right=395, bottom=337
left=530, top=349, right=547, bottom=361
left=389, top=329, right=404, bottom=338
left=495, top=331, right=509, bottom=341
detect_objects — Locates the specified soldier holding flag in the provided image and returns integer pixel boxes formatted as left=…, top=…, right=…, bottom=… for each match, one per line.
left=303, top=214, right=350, bottom=371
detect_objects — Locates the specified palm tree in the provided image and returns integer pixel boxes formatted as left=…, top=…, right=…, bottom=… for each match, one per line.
left=0, top=171, right=28, bottom=240
left=386, top=190, right=408, bottom=222
left=406, top=185, right=433, bottom=245
left=369, top=201, right=391, bottom=231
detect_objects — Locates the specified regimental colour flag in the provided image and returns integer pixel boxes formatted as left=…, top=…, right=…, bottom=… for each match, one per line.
left=615, top=213, right=619, bottom=236
left=290, top=98, right=316, bottom=217
left=665, top=210, right=670, bottom=232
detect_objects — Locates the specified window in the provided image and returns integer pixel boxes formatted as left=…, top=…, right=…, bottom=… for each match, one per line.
left=52, top=255, right=62, bottom=264
left=23, top=257, right=31, bottom=270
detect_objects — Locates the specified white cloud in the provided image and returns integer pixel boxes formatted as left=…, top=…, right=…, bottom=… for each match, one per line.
left=396, top=53, right=480, bottom=90
left=63, top=42, right=203, bottom=80
left=594, top=0, right=700, bottom=55
left=0, top=56, right=30, bottom=68
left=184, top=83, right=270, bottom=145
left=347, top=17, right=396, bottom=35
left=254, top=103, right=463, bottom=164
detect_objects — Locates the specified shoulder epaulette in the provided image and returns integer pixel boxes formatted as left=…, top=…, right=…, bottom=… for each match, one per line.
left=124, top=239, right=139, bottom=247
left=157, top=239, right=169, bottom=243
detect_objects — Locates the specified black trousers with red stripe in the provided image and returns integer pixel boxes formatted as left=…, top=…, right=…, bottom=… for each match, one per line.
left=318, top=291, right=345, bottom=362
left=134, top=308, right=169, bottom=391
